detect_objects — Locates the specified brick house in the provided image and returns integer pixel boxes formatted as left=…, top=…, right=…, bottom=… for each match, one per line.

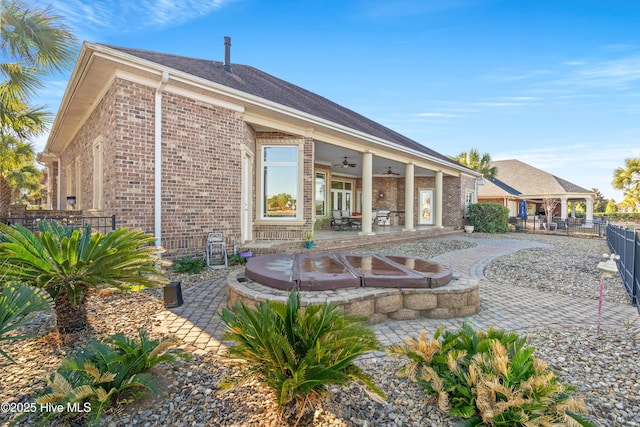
left=38, top=38, right=481, bottom=257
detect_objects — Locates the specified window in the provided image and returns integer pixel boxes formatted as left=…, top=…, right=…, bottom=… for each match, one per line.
left=315, top=172, right=326, bottom=216
left=75, top=157, right=82, bottom=210
left=92, top=137, right=104, bottom=210
left=261, top=145, right=298, bottom=219
left=65, top=164, right=73, bottom=210
left=464, top=190, right=475, bottom=217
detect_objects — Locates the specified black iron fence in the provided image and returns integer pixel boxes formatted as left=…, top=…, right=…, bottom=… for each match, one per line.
left=510, top=216, right=607, bottom=237
left=1, top=215, right=116, bottom=234
left=607, top=224, right=639, bottom=313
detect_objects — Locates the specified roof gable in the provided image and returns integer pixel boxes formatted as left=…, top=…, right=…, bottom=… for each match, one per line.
left=104, top=44, right=458, bottom=166
left=482, top=159, right=591, bottom=197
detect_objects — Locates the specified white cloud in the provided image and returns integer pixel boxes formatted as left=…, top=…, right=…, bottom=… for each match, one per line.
left=50, top=0, right=236, bottom=36
left=563, top=56, right=640, bottom=90
left=413, top=112, right=457, bottom=118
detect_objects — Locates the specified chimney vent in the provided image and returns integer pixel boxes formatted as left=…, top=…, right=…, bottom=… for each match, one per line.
left=223, top=36, right=232, bottom=72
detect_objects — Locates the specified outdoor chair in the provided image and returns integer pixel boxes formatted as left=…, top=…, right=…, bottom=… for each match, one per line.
left=331, top=210, right=348, bottom=231
left=205, top=231, right=227, bottom=268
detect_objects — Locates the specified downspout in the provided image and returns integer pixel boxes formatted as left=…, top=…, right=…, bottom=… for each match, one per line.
left=154, top=71, right=169, bottom=249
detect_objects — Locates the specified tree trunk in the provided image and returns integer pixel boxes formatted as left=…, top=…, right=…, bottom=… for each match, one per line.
left=0, top=175, right=12, bottom=218
left=54, top=286, right=90, bottom=335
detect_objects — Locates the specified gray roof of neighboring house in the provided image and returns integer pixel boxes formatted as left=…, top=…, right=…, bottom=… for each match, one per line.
left=104, top=44, right=461, bottom=168
left=479, top=159, right=591, bottom=197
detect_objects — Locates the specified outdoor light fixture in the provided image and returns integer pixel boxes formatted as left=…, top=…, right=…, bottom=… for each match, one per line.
left=378, top=191, right=384, bottom=199
left=66, top=196, right=76, bottom=208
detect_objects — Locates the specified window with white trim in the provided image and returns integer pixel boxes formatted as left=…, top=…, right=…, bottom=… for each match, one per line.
left=261, top=145, right=299, bottom=219
left=75, top=157, right=82, bottom=210
left=464, top=190, right=475, bottom=217
left=92, top=137, right=104, bottom=210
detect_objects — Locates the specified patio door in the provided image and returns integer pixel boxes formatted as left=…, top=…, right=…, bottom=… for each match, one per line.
left=331, top=180, right=352, bottom=213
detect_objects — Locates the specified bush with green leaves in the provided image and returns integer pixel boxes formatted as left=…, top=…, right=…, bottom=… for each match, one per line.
left=468, top=202, right=509, bottom=233
left=219, top=291, right=386, bottom=424
left=0, top=221, right=167, bottom=339
left=24, top=330, right=188, bottom=426
left=0, top=281, right=52, bottom=362
left=388, top=323, right=595, bottom=427
left=172, top=256, right=205, bottom=274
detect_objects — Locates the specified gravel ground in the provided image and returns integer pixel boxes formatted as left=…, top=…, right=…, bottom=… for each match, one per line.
left=1, top=233, right=639, bottom=427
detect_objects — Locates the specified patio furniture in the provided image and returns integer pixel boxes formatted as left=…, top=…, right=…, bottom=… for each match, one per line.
left=205, top=231, right=228, bottom=268
left=376, top=209, right=391, bottom=226
left=331, top=210, right=348, bottom=231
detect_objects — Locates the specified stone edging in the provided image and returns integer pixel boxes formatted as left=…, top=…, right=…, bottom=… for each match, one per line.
left=226, top=268, right=480, bottom=324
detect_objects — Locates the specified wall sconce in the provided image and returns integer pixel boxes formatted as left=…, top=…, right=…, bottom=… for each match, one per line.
left=378, top=191, right=384, bottom=199
left=66, top=196, right=76, bottom=208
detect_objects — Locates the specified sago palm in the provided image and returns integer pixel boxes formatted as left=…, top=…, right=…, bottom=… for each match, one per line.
left=0, top=221, right=167, bottom=337
left=220, top=291, right=386, bottom=423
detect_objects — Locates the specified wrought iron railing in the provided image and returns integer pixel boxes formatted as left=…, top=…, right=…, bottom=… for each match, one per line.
left=607, top=224, right=639, bottom=313
left=1, top=215, right=116, bottom=234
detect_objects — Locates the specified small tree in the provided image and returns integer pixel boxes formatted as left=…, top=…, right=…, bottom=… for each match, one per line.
left=605, top=199, right=618, bottom=214
left=541, top=197, right=559, bottom=226
left=0, top=221, right=167, bottom=340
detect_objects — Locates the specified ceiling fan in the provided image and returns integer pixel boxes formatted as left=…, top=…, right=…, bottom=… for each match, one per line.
left=383, top=166, right=400, bottom=176
left=335, top=157, right=357, bottom=168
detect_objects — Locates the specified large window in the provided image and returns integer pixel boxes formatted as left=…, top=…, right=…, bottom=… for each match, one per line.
left=262, top=145, right=298, bottom=219
left=315, top=172, right=326, bottom=216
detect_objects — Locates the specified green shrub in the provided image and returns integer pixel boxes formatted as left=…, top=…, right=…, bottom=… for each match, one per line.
left=172, top=256, right=205, bottom=274
left=388, top=323, right=595, bottom=426
left=219, top=291, right=386, bottom=422
left=25, top=330, right=188, bottom=426
left=0, top=282, right=52, bottom=362
left=468, top=202, right=509, bottom=233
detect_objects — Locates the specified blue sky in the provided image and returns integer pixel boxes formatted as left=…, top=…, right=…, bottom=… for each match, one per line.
left=37, top=0, right=640, bottom=201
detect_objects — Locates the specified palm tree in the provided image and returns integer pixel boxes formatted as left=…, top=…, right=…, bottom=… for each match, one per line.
left=612, top=157, right=640, bottom=211
left=451, top=148, right=498, bottom=179
left=0, top=221, right=167, bottom=340
left=1, top=0, right=77, bottom=216
left=0, top=134, right=36, bottom=216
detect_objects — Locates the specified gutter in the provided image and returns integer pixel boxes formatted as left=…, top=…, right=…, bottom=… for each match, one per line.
left=154, top=71, right=169, bottom=249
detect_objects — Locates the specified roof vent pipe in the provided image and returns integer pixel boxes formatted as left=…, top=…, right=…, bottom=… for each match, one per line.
left=223, top=36, right=232, bottom=72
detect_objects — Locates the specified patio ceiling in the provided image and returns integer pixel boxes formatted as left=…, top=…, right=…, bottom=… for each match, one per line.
left=314, top=142, right=435, bottom=178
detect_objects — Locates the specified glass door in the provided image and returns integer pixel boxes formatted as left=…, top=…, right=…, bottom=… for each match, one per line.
left=331, top=180, right=353, bottom=213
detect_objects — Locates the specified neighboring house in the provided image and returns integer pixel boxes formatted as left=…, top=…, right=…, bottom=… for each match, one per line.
left=38, top=38, right=481, bottom=257
left=478, top=159, right=594, bottom=223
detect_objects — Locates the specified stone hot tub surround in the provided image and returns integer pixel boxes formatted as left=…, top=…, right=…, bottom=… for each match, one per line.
left=227, top=270, right=479, bottom=324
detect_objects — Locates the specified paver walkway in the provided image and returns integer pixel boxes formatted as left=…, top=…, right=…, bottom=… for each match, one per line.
left=153, top=236, right=639, bottom=354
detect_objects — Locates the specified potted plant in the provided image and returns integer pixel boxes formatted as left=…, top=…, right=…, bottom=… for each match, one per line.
left=304, top=232, right=314, bottom=249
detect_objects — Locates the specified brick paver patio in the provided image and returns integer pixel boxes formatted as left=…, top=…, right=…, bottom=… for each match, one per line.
left=153, top=236, right=639, bottom=355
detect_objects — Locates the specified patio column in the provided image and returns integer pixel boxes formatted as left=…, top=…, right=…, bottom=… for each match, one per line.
left=359, top=152, right=374, bottom=235
left=403, top=163, right=415, bottom=231
left=571, top=202, right=576, bottom=218
left=585, top=197, right=594, bottom=226
left=435, top=170, right=443, bottom=228
left=560, top=196, right=568, bottom=219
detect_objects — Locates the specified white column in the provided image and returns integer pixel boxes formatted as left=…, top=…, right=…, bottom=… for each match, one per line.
left=359, top=152, right=374, bottom=235
left=560, top=197, right=568, bottom=219
left=435, top=170, right=443, bottom=228
left=585, top=197, right=594, bottom=226
left=571, top=202, right=576, bottom=218
left=403, top=163, right=415, bottom=231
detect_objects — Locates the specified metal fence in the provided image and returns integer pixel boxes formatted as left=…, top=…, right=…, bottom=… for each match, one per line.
left=607, top=224, right=639, bottom=313
left=1, top=215, right=116, bottom=234
left=511, top=217, right=607, bottom=237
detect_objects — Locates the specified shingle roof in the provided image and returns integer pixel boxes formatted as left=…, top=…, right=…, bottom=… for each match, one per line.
left=480, top=159, right=591, bottom=197
left=104, top=44, right=459, bottom=167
